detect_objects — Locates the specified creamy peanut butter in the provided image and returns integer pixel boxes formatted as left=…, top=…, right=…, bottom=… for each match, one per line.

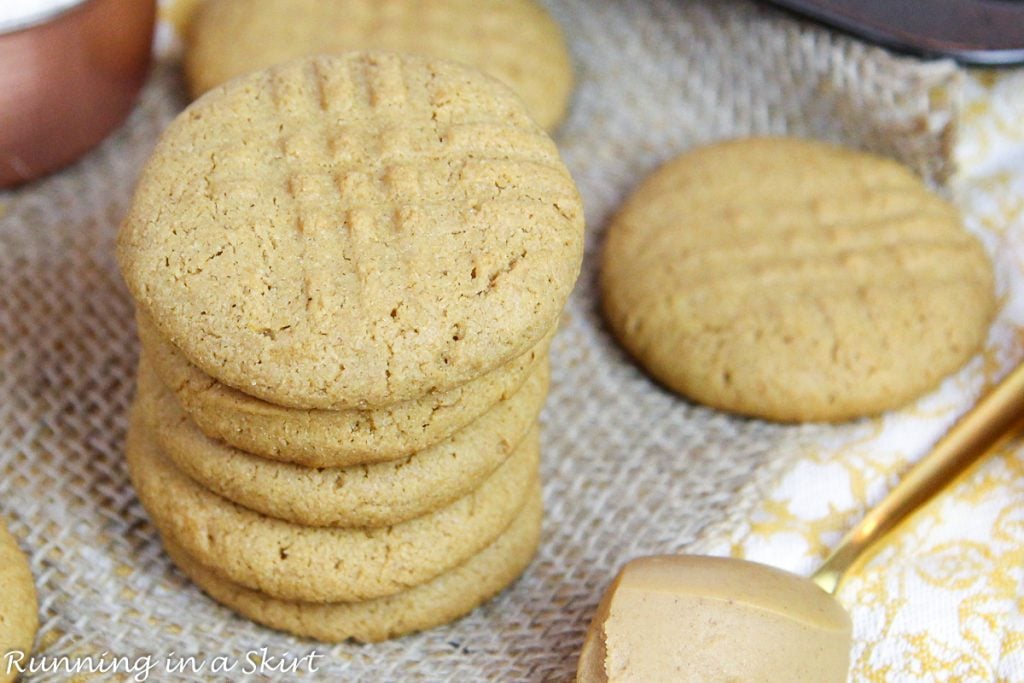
left=578, top=555, right=852, bottom=683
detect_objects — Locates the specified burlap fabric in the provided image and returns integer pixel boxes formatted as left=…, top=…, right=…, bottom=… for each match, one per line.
left=0, top=0, right=962, bottom=680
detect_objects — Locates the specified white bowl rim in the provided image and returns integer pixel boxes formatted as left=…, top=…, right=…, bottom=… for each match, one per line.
left=0, top=0, right=94, bottom=37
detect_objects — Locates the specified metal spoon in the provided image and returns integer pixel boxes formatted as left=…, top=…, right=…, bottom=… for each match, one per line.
left=762, top=0, right=1024, bottom=66
left=578, top=359, right=1024, bottom=682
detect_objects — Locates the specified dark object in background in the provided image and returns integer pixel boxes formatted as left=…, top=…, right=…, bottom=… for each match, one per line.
left=0, top=0, right=156, bottom=188
left=763, top=0, right=1024, bottom=65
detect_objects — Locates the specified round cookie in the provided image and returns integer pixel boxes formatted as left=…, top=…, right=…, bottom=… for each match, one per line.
left=0, top=520, right=38, bottom=683
left=139, top=357, right=549, bottom=527
left=138, top=312, right=552, bottom=467
left=184, top=0, right=574, bottom=131
left=601, top=137, right=995, bottom=422
left=162, top=484, right=541, bottom=643
left=126, top=404, right=539, bottom=603
left=118, top=52, right=584, bottom=410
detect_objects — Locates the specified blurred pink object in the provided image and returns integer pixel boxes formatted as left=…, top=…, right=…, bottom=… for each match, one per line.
left=0, top=0, right=156, bottom=188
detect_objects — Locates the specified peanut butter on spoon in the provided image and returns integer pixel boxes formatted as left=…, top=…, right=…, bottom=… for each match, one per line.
left=579, top=361, right=1024, bottom=683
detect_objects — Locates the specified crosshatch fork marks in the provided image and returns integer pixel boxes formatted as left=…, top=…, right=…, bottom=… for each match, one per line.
left=276, top=59, right=416, bottom=334
left=600, top=137, right=995, bottom=422
left=119, top=52, right=583, bottom=408
left=255, top=53, right=575, bottom=337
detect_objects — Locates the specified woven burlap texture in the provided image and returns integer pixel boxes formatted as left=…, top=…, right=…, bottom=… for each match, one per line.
left=0, top=0, right=961, bottom=680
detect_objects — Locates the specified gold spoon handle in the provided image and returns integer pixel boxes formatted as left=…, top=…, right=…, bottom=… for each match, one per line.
left=812, top=360, right=1024, bottom=595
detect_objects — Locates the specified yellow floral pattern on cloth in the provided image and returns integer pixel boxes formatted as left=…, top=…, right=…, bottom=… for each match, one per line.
left=698, top=72, right=1024, bottom=682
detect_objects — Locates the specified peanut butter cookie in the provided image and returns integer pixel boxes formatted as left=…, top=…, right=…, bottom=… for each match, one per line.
left=126, top=404, right=539, bottom=603
left=139, top=358, right=548, bottom=527
left=119, top=52, right=583, bottom=410
left=138, top=312, right=551, bottom=466
left=185, top=0, right=574, bottom=130
left=0, top=520, right=37, bottom=683
left=161, top=484, right=541, bottom=643
left=601, top=137, right=995, bottom=421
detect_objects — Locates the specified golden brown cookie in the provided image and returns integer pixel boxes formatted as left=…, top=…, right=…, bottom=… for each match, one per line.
left=126, top=404, right=539, bottom=603
left=138, top=312, right=552, bottom=467
left=601, top=137, right=995, bottom=422
left=0, top=519, right=37, bottom=683
left=139, top=357, right=549, bottom=527
left=162, top=483, right=541, bottom=643
left=118, top=52, right=583, bottom=411
left=184, top=0, right=574, bottom=131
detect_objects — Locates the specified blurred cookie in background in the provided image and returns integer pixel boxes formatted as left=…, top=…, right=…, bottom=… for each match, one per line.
left=184, top=0, right=574, bottom=131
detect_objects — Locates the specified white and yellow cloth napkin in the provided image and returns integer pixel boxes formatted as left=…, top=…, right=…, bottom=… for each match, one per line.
left=699, top=72, right=1024, bottom=683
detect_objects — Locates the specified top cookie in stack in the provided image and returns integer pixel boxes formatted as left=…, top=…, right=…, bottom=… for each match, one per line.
left=117, top=51, right=584, bottom=641
left=119, top=51, right=582, bottom=413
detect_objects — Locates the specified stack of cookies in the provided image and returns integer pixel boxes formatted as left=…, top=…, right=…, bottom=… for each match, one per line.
left=117, top=52, right=584, bottom=642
